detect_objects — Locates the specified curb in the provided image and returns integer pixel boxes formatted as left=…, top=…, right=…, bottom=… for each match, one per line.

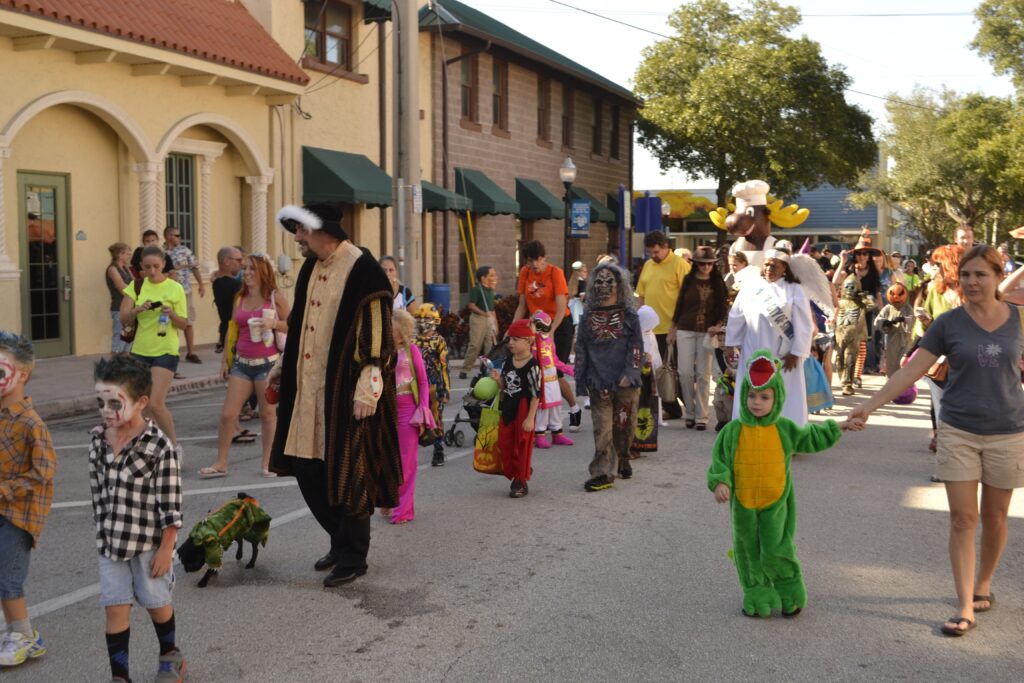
left=36, top=374, right=226, bottom=421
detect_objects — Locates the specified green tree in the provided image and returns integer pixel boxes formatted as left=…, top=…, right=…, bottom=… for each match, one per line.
left=633, top=0, right=876, bottom=208
left=973, top=0, right=1024, bottom=91
left=852, top=89, right=1024, bottom=248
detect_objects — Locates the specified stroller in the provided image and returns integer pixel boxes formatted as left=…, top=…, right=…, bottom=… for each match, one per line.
left=443, top=341, right=510, bottom=448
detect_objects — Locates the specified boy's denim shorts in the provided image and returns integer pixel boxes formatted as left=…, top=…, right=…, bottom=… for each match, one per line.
left=98, top=549, right=175, bottom=609
left=0, top=515, right=32, bottom=600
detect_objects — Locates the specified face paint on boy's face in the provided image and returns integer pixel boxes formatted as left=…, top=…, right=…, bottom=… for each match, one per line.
left=95, top=382, right=139, bottom=428
left=593, top=270, right=616, bottom=301
left=0, top=354, right=19, bottom=397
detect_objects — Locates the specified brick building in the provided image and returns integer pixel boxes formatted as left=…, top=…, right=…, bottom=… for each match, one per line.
left=421, top=0, right=639, bottom=303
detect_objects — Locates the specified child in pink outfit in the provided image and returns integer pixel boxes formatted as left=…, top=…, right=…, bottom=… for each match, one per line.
left=531, top=311, right=574, bottom=448
left=390, top=310, right=435, bottom=524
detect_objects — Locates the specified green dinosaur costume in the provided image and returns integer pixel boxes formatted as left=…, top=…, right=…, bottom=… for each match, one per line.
left=188, top=496, right=272, bottom=570
left=707, top=349, right=841, bottom=617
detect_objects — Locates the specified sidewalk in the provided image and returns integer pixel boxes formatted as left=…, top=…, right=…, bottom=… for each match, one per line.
left=27, top=344, right=225, bottom=420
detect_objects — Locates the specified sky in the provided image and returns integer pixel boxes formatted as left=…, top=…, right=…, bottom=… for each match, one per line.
left=460, top=0, right=1015, bottom=190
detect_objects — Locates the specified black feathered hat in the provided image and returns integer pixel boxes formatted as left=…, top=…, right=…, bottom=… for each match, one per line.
left=276, top=203, right=348, bottom=241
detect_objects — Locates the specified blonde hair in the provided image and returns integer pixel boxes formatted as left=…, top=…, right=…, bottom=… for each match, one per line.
left=392, top=309, right=416, bottom=344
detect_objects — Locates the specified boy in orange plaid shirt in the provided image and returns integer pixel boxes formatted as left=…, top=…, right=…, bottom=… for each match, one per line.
left=0, top=332, right=56, bottom=668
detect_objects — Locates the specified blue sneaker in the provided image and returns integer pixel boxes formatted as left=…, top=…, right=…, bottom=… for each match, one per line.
left=156, top=649, right=187, bottom=682
left=0, top=630, right=46, bottom=666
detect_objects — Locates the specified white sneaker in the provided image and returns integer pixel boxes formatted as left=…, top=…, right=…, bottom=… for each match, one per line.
left=0, top=630, right=46, bottom=666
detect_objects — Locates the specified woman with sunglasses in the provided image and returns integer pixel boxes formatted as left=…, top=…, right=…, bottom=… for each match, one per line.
left=200, top=254, right=290, bottom=478
left=667, top=246, right=729, bottom=430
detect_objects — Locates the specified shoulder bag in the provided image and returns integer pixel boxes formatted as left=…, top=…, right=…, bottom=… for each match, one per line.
left=655, top=343, right=679, bottom=404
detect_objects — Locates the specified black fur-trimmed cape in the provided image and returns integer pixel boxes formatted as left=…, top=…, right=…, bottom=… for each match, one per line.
left=269, top=249, right=401, bottom=513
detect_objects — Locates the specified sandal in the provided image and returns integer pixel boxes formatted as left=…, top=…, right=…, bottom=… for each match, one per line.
left=940, top=616, right=976, bottom=637
left=198, top=467, right=228, bottom=479
left=973, top=593, right=995, bottom=613
left=232, top=429, right=257, bottom=444
left=261, top=469, right=277, bottom=478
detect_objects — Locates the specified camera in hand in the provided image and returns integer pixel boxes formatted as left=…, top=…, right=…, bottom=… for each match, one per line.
left=148, top=300, right=162, bottom=309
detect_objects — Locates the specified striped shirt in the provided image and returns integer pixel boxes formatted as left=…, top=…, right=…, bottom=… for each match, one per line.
left=88, top=421, right=182, bottom=560
left=0, top=397, right=56, bottom=547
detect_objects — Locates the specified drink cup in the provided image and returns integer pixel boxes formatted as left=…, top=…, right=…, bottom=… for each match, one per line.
left=248, top=317, right=262, bottom=343
left=261, top=309, right=276, bottom=346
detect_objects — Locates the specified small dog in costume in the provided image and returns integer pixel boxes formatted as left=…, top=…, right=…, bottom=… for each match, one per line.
left=177, top=492, right=272, bottom=587
left=708, top=350, right=842, bottom=618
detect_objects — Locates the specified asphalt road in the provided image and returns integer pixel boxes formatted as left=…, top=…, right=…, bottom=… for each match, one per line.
left=8, top=378, right=1024, bottom=682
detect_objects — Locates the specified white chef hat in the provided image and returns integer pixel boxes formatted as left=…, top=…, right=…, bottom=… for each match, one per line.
left=731, top=179, right=770, bottom=212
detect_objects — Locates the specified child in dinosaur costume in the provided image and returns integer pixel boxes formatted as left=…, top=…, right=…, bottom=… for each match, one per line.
left=707, top=349, right=842, bottom=618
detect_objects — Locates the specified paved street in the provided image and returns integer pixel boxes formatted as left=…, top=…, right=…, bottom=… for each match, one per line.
left=9, top=376, right=1024, bottom=681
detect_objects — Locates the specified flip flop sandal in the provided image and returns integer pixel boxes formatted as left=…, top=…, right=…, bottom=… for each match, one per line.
left=782, top=607, right=802, bottom=618
left=232, top=429, right=257, bottom=444
left=972, top=593, right=995, bottom=613
left=198, top=467, right=228, bottom=479
left=940, top=616, right=976, bottom=637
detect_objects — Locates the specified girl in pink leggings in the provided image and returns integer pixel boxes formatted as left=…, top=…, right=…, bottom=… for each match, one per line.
left=389, top=310, right=435, bottom=524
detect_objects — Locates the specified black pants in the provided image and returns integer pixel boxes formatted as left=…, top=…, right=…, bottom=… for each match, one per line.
left=655, top=333, right=683, bottom=418
left=292, top=457, right=371, bottom=571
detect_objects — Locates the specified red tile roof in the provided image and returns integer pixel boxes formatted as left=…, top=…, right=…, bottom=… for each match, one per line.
left=1, top=0, right=309, bottom=85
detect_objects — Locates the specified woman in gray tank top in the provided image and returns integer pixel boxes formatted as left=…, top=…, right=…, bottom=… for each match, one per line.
left=106, top=242, right=133, bottom=352
left=846, top=245, right=1024, bottom=638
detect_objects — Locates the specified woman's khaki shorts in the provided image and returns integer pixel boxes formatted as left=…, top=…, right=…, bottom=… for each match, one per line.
left=936, top=421, right=1024, bottom=489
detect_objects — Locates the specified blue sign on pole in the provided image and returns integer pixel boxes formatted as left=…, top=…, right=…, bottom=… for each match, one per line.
left=633, top=195, right=663, bottom=233
left=570, top=200, right=590, bottom=238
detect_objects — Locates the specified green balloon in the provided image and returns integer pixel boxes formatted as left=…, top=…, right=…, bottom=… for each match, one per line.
left=473, top=376, right=499, bottom=401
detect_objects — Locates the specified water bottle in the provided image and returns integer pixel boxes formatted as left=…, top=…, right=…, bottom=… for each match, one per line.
left=157, top=312, right=169, bottom=337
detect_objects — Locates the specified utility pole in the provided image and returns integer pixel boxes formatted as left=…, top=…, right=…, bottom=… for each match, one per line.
left=393, top=0, right=422, bottom=297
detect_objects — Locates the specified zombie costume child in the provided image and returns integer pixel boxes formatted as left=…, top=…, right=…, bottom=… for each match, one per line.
left=414, top=304, right=450, bottom=466
left=530, top=310, right=574, bottom=448
left=631, top=305, right=661, bottom=454
left=708, top=350, right=841, bottom=618
left=834, top=272, right=875, bottom=395
left=575, top=263, right=643, bottom=491
left=873, top=283, right=914, bottom=377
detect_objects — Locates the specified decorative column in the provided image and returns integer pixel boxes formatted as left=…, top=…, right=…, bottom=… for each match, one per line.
left=134, top=162, right=161, bottom=234
left=0, top=147, right=19, bottom=281
left=245, top=174, right=272, bottom=255
left=199, top=156, right=216, bottom=273
left=155, top=167, right=166, bottom=235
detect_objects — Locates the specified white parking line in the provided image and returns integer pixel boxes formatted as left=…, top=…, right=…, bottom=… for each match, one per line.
left=50, top=479, right=298, bottom=509
left=29, top=446, right=474, bottom=619
left=55, top=433, right=232, bottom=452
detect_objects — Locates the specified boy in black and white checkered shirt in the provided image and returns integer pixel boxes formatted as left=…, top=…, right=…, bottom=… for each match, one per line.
left=88, top=355, right=185, bottom=683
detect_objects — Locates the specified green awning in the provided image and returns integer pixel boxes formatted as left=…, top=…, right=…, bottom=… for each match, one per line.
left=302, top=146, right=392, bottom=207
left=515, top=178, right=565, bottom=220
left=362, top=0, right=391, bottom=23
left=454, top=168, right=519, bottom=215
left=421, top=181, right=472, bottom=212
left=606, top=192, right=620, bottom=226
left=571, top=187, right=615, bottom=223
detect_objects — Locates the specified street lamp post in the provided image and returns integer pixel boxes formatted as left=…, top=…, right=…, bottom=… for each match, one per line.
left=560, top=156, right=577, bottom=270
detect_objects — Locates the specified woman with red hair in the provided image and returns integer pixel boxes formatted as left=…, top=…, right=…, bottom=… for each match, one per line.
left=914, top=244, right=964, bottom=455
left=201, top=254, right=290, bottom=478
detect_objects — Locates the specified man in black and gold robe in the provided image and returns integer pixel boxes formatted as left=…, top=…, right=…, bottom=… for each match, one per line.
left=269, top=203, right=401, bottom=587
